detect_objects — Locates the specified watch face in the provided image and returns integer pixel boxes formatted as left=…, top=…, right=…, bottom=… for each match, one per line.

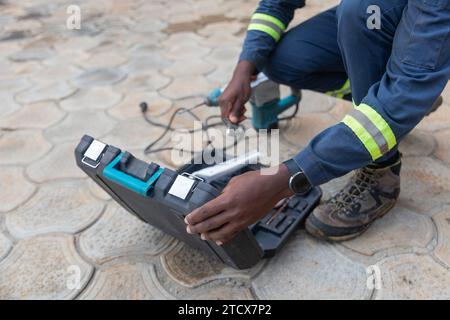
left=290, top=172, right=311, bottom=195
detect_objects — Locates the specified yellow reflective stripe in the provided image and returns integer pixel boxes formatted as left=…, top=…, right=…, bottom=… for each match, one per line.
left=251, top=13, right=286, bottom=31
left=354, top=103, right=397, bottom=150
left=248, top=24, right=281, bottom=41
left=326, top=79, right=351, bottom=98
left=342, top=115, right=382, bottom=160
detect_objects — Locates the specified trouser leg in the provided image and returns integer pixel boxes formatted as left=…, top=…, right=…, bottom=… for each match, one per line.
left=263, top=7, right=352, bottom=101
left=336, top=0, right=408, bottom=164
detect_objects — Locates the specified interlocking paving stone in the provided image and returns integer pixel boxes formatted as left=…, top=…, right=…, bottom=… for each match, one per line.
left=0, top=76, right=31, bottom=93
left=297, top=90, right=337, bottom=113
left=201, top=33, right=243, bottom=48
left=252, top=231, right=371, bottom=299
left=162, top=32, right=205, bottom=48
left=342, top=206, right=434, bottom=256
left=0, top=0, right=447, bottom=300
left=166, top=43, right=210, bottom=61
left=72, top=67, right=126, bottom=88
left=121, top=53, right=172, bottom=74
left=88, top=178, right=111, bottom=201
left=182, top=284, right=254, bottom=300
left=45, top=110, right=116, bottom=143
left=0, top=129, right=51, bottom=165
left=0, top=232, right=12, bottom=262
left=162, top=59, right=215, bottom=77
left=78, top=52, right=128, bottom=69
left=79, top=263, right=174, bottom=300
left=28, top=65, right=81, bottom=86
left=225, top=1, right=259, bottom=19
left=0, top=166, right=36, bottom=213
left=131, top=19, right=168, bottom=33
left=114, top=73, right=171, bottom=94
left=434, top=128, right=450, bottom=166
left=79, top=203, right=174, bottom=264
left=0, top=101, right=64, bottom=129
left=185, top=283, right=254, bottom=300
left=329, top=98, right=353, bottom=121
left=0, top=43, right=21, bottom=58
left=198, top=21, right=244, bottom=37
left=43, top=49, right=91, bottom=67
left=400, top=157, right=450, bottom=214
left=9, top=46, right=54, bottom=62
left=280, top=113, right=337, bottom=148
left=206, top=47, right=241, bottom=66
left=375, top=254, right=450, bottom=299
left=107, top=92, right=172, bottom=120
left=101, top=118, right=166, bottom=150
left=54, top=36, right=100, bottom=55
left=159, top=276, right=255, bottom=300
left=6, top=180, right=104, bottom=238
left=0, top=235, right=92, bottom=300
left=417, top=104, right=450, bottom=132
left=160, top=242, right=264, bottom=288
left=128, top=43, right=163, bottom=57
left=206, top=65, right=234, bottom=86
left=160, top=75, right=212, bottom=100
left=433, top=207, right=450, bottom=267
left=26, top=142, right=85, bottom=182
left=15, top=81, right=76, bottom=104
left=0, top=93, right=21, bottom=118
left=442, top=82, right=450, bottom=103
left=398, top=130, right=436, bottom=157
left=60, top=87, right=122, bottom=111
left=0, top=234, right=93, bottom=299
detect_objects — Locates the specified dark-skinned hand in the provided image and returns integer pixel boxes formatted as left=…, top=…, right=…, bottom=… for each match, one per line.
left=185, top=164, right=293, bottom=245
left=218, top=60, right=256, bottom=124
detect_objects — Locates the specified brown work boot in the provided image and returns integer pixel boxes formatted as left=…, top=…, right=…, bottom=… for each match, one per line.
left=305, top=158, right=401, bottom=241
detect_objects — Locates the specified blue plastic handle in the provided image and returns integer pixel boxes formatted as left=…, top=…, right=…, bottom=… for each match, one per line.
left=206, top=88, right=222, bottom=106
left=103, top=152, right=164, bottom=196
left=278, top=94, right=301, bottom=112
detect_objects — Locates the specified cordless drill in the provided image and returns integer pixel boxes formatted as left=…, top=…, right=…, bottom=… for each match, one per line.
left=206, top=73, right=301, bottom=130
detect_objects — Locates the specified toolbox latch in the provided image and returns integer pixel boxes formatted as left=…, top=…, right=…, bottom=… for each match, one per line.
left=168, top=173, right=204, bottom=200
left=82, top=139, right=107, bottom=168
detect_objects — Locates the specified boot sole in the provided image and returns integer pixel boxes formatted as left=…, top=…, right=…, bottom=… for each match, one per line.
left=305, top=200, right=397, bottom=242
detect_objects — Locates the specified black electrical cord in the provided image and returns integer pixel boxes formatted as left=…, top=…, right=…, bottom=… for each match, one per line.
left=277, top=101, right=300, bottom=121
left=140, top=102, right=244, bottom=155
left=140, top=98, right=299, bottom=156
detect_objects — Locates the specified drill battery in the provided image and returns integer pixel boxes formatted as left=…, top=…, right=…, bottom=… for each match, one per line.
left=75, top=135, right=322, bottom=269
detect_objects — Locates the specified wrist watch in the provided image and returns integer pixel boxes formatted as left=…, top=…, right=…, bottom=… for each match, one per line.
left=283, top=159, right=312, bottom=196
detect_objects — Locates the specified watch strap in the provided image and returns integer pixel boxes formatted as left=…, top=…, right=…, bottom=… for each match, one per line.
left=283, top=159, right=301, bottom=176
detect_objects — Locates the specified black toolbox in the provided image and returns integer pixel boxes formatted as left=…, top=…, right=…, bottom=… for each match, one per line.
left=75, top=135, right=321, bottom=269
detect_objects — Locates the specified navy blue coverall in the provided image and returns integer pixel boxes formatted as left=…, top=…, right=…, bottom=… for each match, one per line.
left=239, top=0, right=450, bottom=186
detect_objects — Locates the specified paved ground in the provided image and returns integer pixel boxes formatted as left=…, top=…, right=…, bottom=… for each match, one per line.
left=0, top=0, right=449, bottom=300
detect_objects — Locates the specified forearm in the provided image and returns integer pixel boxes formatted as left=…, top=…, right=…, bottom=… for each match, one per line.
left=239, top=0, right=306, bottom=70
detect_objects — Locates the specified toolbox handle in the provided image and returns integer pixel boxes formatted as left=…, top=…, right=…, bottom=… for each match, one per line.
left=103, top=152, right=164, bottom=196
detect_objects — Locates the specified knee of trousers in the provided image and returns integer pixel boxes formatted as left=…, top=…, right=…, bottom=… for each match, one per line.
left=337, top=0, right=406, bottom=47
left=263, top=56, right=316, bottom=89
left=336, top=0, right=370, bottom=47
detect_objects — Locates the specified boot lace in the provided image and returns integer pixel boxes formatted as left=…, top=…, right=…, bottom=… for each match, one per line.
left=330, top=168, right=380, bottom=215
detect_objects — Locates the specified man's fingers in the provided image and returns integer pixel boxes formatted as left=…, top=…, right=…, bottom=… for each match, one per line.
left=187, top=210, right=234, bottom=234
left=220, top=100, right=233, bottom=119
left=229, top=98, right=244, bottom=124
left=185, top=198, right=227, bottom=226
left=202, top=222, right=239, bottom=243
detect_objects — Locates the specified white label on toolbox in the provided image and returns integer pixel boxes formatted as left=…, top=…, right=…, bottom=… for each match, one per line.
left=168, top=175, right=196, bottom=200
left=84, top=140, right=106, bottom=161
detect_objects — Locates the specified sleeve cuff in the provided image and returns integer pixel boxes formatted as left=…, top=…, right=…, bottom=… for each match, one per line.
left=239, top=50, right=267, bottom=72
left=292, top=145, right=330, bottom=187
